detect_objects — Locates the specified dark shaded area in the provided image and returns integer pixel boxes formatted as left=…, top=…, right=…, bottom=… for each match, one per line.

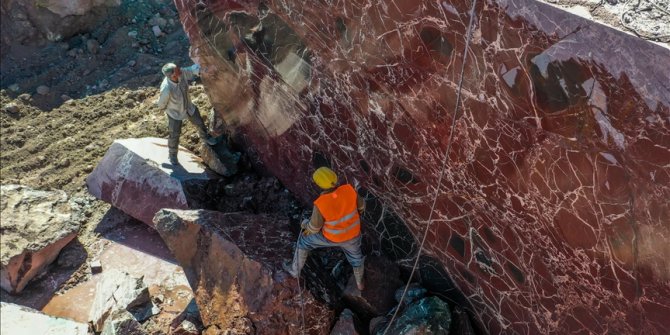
left=420, top=26, right=454, bottom=56
left=528, top=56, right=588, bottom=113
left=358, top=188, right=418, bottom=260
left=506, top=262, right=525, bottom=284
left=450, top=234, right=466, bottom=257
left=312, top=151, right=332, bottom=169
left=392, top=165, right=420, bottom=185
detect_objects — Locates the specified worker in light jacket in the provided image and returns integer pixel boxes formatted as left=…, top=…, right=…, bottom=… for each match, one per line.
left=156, top=62, right=216, bottom=165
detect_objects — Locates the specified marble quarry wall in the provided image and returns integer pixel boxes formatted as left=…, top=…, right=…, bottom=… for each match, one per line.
left=173, top=0, right=670, bottom=333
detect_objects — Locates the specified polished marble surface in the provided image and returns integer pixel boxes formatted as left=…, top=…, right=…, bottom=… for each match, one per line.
left=175, top=0, right=670, bottom=333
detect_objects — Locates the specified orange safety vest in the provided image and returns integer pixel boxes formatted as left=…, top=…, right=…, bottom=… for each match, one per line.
left=314, top=184, right=361, bottom=243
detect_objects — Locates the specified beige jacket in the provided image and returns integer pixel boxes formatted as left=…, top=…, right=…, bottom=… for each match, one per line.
left=156, top=64, right=200, bottom=120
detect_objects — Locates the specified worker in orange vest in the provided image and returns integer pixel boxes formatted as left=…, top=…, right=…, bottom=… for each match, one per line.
left=284, top=167, right=366, bottom=290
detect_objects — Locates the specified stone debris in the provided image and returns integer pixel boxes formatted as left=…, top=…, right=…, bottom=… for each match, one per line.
left=342, top=256, right=403, bottom=317
left=86, top=137, right=213, bottom=227
left=330, top=309, right=360, bottom=335
left=0, top=185, right=82, bottom=294
left=371, top=296, right=452, bottom=335
left=0, top=302, right=88, bottom=335
left=36, top=85, right=50, bottom=95
left=171, top=319, right=199, bottom=335
left=394, top=283, right=427, bottom=306
left=90, top=260, right=103, bottom=274
left=87, top=39, right=100, bottom=54
left=3, top=103, right=20, bottom=114
left=153, top=209, right=335, bottom=334
left=198, top=136, right=240, bottom=176
left=88, top=269, right=153, bottom=332
left=101, top=310, right=147, bottom=335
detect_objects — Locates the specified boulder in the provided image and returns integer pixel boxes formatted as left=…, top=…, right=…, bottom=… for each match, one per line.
left=36, top=85, right=50, bottom=95
left=371, top=297, right=452, bottom=335
left=101, top=310, right=147, bottom=335
left=394, top=283, right=427, bottom=306
left=86, top=39, right=100, bottom=54
left=0, top=185, right=82, bottom=294
left=0, top=302, right=88, bottom=335
left=330, top=309, right=360, bottom=335
left=342, top=255, right=403, bottom=317
left=88, top=269, right=153, bottom=332
left=153, top=209, right=335, bottom=334
left=198, top=137, right=240, bottom=177
left=86, top=137, right=214, bottom=227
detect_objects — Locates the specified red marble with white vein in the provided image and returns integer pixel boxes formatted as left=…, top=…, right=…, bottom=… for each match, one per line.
left=174, top=0, right=670, bottom=333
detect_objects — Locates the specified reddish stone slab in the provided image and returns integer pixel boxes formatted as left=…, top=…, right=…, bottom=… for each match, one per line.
left=86, top=137, right=213, bottom=227
left=153, top=209, right=335, bottom=334
left=174, top=0, right=670, bottom=334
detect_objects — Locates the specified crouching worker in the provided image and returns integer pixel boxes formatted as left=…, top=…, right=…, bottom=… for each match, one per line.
left=284, top=167, right=366, bottom=290
left=156, top=62, right=216, bottom=165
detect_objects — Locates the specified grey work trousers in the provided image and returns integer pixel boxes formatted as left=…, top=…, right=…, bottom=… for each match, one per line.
left=167, top=106, right=208, bottom=156
left=297, top=232, right=364, bottom=267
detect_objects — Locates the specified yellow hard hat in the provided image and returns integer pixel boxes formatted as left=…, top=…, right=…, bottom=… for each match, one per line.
left=312, top=167, right=338, bottom=189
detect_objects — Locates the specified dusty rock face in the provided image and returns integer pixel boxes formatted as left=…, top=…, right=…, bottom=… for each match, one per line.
left=0, top=302, right=89, bottom=335
left=0, top=0, right=121, bottom=54
left=0, top=184, right=81, bottom=294
left=154, top=209, right=335, bottom=334
left=88, top=269, right=153, bottom=332
left=175, top=0, right=670, bottom=333
left=371, top=297, right=452, bottom=335
left=86, top=137, right=214, bottom=227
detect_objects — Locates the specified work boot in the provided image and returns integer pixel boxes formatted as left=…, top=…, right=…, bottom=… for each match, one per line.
left=283, top=249, right=308, bottom=278
left=203, top=134, right=217, bottom=146
left=353, top=265, right=365, bottom=291
left=168, top=152, right=179, bottom=165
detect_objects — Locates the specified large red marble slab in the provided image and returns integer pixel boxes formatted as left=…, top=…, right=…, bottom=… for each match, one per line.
left=86, top=137, right=213, bottom=227
left=174, top=0, right=670, bottom=333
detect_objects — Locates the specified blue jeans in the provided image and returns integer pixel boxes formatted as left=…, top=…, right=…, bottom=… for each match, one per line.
left=297, top=232, right=364, bottom=267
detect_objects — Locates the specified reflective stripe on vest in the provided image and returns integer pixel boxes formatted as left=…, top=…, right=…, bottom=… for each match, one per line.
left=324, top=209, right=358, bottom=226
left=314, top=184, right=361, bottom=243
left=323, top=219, right=360, bottom=234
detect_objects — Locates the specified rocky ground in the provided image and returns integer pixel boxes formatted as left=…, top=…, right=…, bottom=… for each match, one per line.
left=539, top=0, right=670, bottom=45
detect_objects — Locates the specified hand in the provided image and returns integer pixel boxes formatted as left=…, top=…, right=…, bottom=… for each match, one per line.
left=300, top=218, right=310, bottom=230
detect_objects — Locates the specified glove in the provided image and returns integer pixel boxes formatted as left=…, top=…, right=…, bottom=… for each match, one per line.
left=301, top=218, right=316, bottom=236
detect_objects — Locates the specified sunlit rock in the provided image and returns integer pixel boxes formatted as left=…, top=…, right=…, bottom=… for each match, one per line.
left=0, top=302, right=88, bottom=335
left=154, top=209, right=335, bottom=334
left=0, top=185, right=81, bottom=294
